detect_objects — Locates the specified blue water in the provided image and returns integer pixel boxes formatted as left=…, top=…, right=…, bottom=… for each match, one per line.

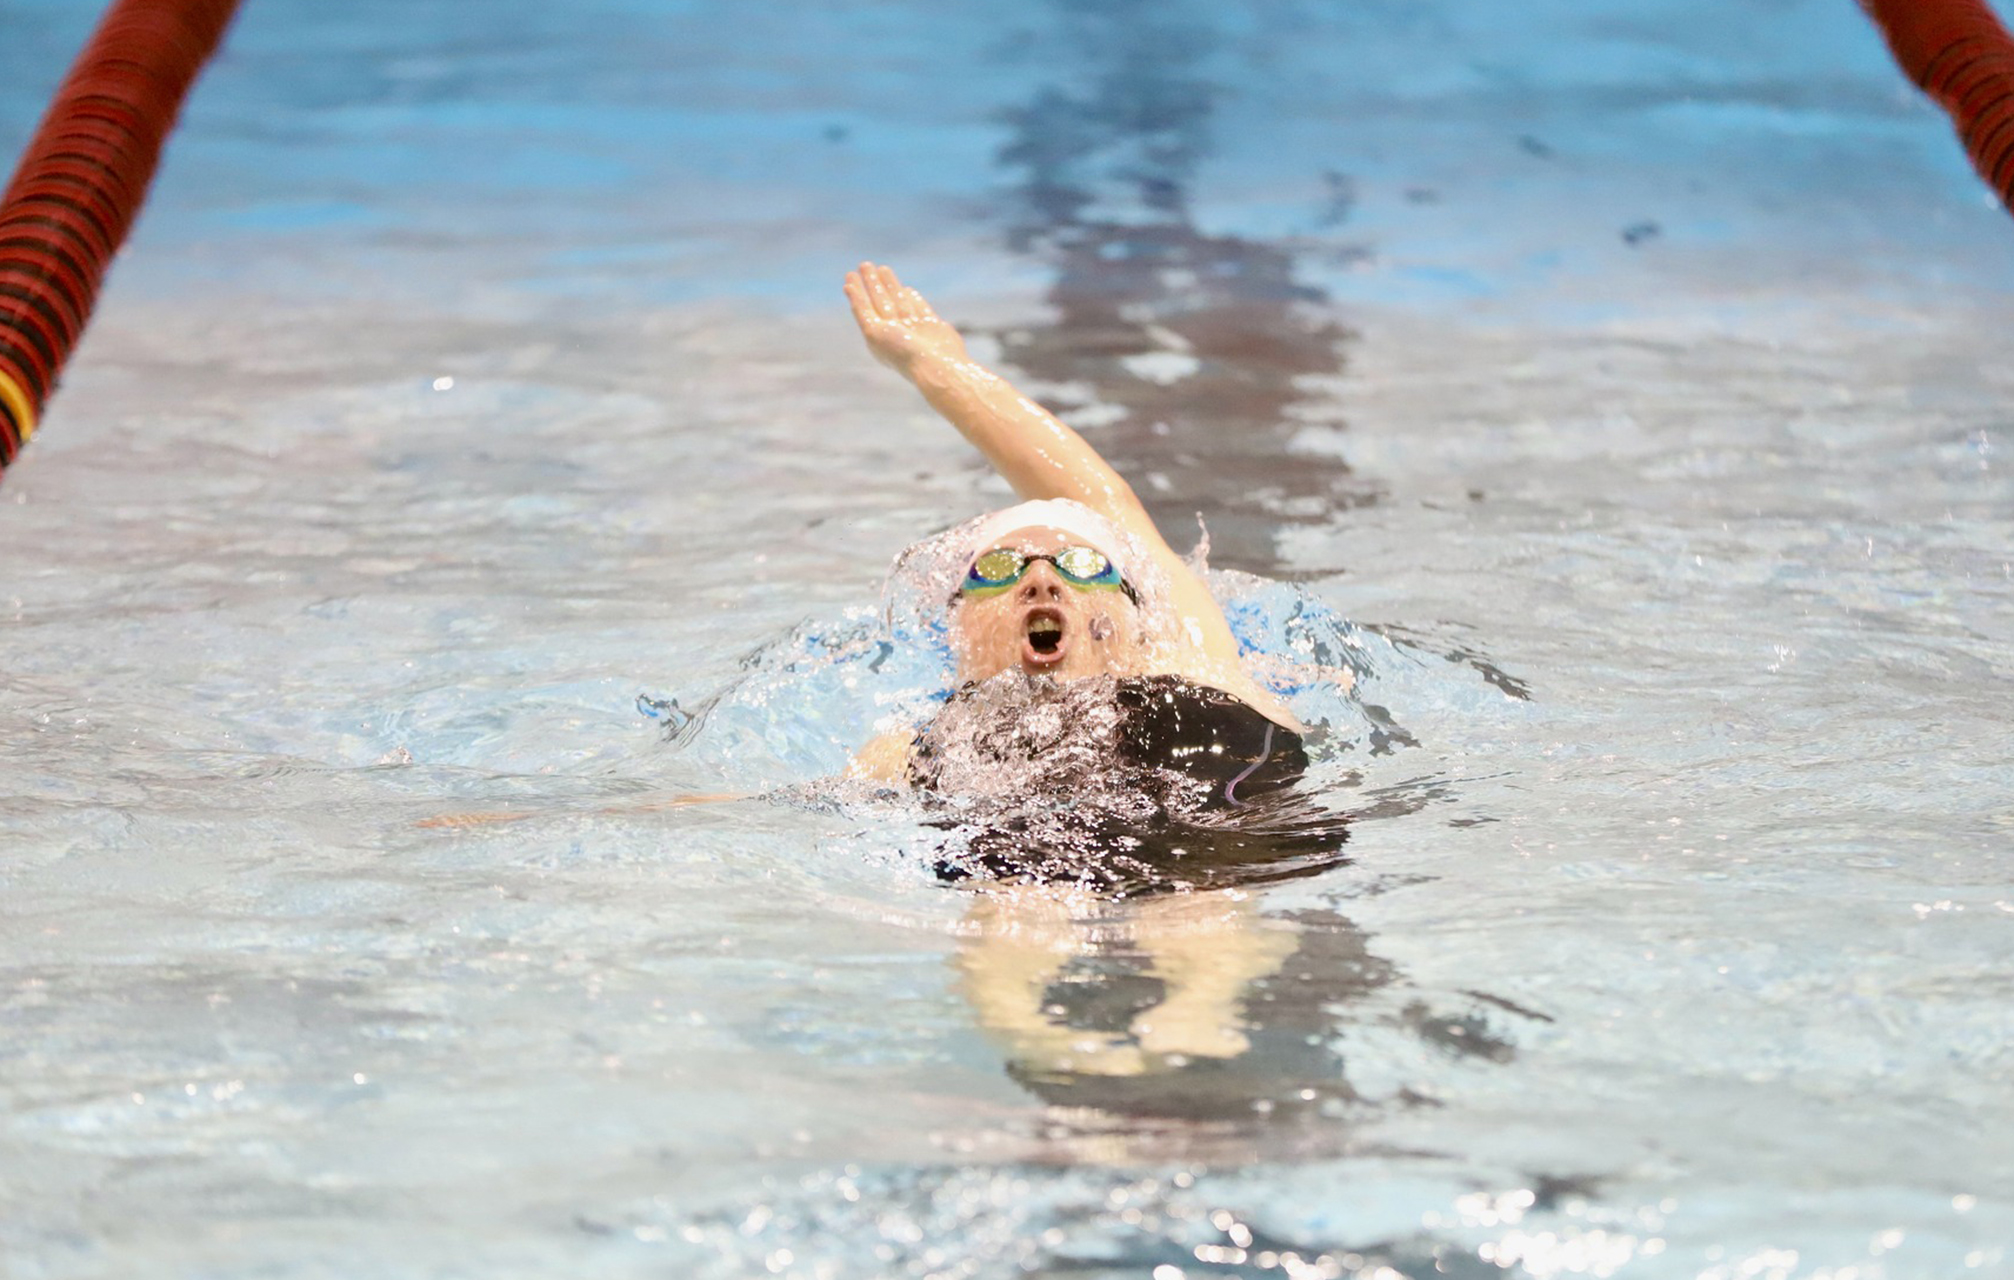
left=3, top=1, right=2011, bottom=1277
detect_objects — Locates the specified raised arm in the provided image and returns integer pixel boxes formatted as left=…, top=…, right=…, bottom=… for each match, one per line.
left=843, top=263, right=1146, bottom=520
left=843, top=262, right=1303, bottom=732
left=844, top=264, right=1258, bottom=674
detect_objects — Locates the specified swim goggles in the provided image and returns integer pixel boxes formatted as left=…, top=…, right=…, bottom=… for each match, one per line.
left=959, top=545, right=1140, bottom=605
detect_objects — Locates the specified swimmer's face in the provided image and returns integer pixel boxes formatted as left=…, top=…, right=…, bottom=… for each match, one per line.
left=950, top=526, right=1145, bottom=683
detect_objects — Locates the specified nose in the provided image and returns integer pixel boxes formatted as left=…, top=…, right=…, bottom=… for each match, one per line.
left=1017, top=559, right=1067, bottom=601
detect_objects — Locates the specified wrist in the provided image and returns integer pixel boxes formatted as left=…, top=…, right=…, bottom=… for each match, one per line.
left=906, top=348, right=987, bottom=393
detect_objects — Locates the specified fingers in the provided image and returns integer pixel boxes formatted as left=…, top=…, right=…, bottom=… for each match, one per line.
left=846, top=263, right=891, bottom=320
left=863, top=261, right=902, bottom=317
left=842, top=270, right=875, bottom=326
left=877, top=265, right=935, bottom=321
left=871, top=262, right=902, bottom=302
left=848, top=261, right=936, bottom=322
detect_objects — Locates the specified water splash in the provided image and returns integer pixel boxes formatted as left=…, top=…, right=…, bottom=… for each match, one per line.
left=655, top=551, right=1409, bottom=791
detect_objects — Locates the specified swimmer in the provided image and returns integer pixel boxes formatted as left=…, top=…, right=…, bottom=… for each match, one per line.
left=422, top=265, right=1339, bottom=851
left=842, top=262, right=1311, bottom=806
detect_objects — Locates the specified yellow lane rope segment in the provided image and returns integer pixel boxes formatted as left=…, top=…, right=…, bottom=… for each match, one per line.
left=0, top=368, right=37, bottom=443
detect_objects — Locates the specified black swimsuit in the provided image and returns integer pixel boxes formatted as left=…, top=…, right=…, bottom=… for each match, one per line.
left=908, top=674, right=1346, bottom=892
left=1107, top=675, right=1308, bottom=806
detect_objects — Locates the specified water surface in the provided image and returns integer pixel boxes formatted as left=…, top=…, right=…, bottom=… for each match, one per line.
left=2, top=0, right=2011, bottom=1276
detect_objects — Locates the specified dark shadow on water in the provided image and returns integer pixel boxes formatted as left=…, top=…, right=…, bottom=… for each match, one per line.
left=930, top=787, right=1359, bottom=897
left=982, top=0, right=1378, bottom=575
left=1365, top=621, right=1536, bottom=702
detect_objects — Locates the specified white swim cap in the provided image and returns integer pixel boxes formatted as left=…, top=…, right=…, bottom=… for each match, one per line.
left=961, top=498, right=1134, bottom=577
left=879, top=497, right=1154, bottom=640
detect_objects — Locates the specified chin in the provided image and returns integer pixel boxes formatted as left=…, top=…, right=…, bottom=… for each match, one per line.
left=1019, top=648, right=1117, bottom=681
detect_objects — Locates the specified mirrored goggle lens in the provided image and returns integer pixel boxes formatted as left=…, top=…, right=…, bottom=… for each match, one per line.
left=969, top=548, right=1026, bottom=584
left=961, top=545, right=1127, bottom=597
left=1053, top=545, right=1115, bottom=583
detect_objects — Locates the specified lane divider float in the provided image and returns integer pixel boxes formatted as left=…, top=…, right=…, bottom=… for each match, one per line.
left=0, top=0, right=242, bottom=473
left=1862, top=0, right=2014, bottom=213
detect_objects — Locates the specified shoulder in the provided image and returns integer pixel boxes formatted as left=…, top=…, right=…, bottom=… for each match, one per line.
left=845, top=730, right=917, bottom=786
left=1119, top=671, right=1303, bottom=736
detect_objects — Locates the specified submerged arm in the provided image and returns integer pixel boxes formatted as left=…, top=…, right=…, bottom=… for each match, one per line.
left=417, top=792, right=747, bottom=828
left=846, top=729, right=914, bottom=786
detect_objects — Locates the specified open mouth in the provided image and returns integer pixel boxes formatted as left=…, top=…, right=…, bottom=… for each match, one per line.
left=1021, top=607, right=1068, bottom=666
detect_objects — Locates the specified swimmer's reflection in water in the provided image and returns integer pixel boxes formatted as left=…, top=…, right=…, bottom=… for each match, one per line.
left=842, top=263, right=1352, bottom=890
left=952, top=884, right=1538, bottom=1164
left=956, top=886, right=1307, bottom=1150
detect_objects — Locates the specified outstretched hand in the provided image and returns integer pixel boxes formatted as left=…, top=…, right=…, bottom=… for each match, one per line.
left=843, top=262, right=969, bottom=377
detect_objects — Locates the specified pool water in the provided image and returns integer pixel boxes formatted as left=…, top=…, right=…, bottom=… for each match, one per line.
left=2, top=0, right=2011, bottom=1276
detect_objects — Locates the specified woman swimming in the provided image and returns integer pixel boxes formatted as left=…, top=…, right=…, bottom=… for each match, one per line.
left=842, top=264, right=1327, bottom=858
left=427, top=264, right=1349, bottom=886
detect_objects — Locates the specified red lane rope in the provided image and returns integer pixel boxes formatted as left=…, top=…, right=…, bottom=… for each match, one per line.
left=0, top=0, right=242, bottom=470
left=1862, top=0, right=2014, bottom=214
